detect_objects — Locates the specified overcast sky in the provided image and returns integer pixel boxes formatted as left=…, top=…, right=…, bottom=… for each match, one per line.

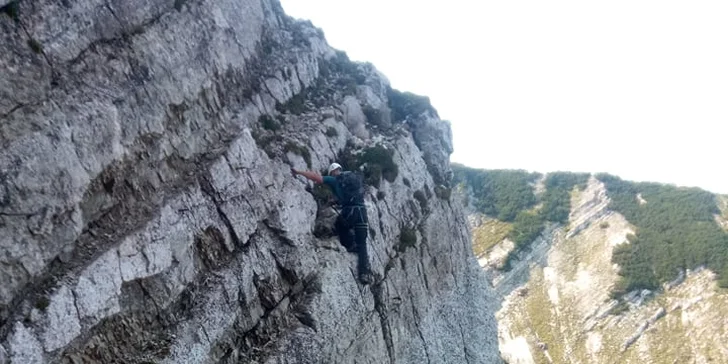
left=279, top=0, right=727, bottom=194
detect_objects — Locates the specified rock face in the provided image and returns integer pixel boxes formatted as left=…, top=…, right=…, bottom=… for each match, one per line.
left=0, top=1, right=501, bottom=363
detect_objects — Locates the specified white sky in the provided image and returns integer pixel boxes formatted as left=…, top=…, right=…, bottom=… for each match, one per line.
left=279, top=0, right=728, bottom=194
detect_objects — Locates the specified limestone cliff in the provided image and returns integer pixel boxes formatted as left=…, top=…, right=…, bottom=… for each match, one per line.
left=0, top=1, right=501, bottom=363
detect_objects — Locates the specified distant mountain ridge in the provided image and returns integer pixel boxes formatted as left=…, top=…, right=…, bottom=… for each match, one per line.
left=453, top=164, right=728, bottom=292
left=454, top=164, right=728, bottom=363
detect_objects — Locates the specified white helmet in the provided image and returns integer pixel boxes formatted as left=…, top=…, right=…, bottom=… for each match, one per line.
left=328, top=163, right=342, bottom=175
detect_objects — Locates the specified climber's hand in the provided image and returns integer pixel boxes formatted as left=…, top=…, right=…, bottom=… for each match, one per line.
left=291, top=168, right=298, bottom=177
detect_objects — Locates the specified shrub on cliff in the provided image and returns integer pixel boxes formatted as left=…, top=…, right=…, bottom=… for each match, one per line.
left=387, top=87, right=437, bottom=122
left=340, top=143, right=398, bottom=188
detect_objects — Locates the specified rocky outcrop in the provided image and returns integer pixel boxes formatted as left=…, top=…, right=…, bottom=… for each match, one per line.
left=487, top=224, right=558, bottom=297
left=0, top=1, right=501, bottom=363
left=565, top=177, right=611, bottom=239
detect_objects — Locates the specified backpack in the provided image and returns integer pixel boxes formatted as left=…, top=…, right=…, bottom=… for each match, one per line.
left=336, top=171, right=365, bottom=206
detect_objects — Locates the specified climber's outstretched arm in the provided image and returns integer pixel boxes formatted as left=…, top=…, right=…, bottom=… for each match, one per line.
left=291, top=168, right=323, bottom=184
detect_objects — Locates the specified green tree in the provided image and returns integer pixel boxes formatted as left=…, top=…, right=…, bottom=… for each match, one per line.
left=452, top=164, right=540, bottom=221
left=597, top=174, right=728, bottom=295
left=540, top=172, right=590, bottom=224
left=509, top=211, right=545, bottom=250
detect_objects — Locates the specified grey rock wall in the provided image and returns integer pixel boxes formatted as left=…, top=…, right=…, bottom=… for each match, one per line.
left=0, top=0, right=501, bottom=363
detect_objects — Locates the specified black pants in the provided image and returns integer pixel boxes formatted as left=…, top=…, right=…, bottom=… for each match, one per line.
left=335, top=205, right=370, bottom=276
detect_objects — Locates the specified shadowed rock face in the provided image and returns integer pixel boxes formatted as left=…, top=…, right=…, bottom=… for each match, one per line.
left=0, top=0, right=501, bottom=363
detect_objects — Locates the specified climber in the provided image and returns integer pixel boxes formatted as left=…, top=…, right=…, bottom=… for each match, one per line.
left=291, top=163, right=373, bottom=285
